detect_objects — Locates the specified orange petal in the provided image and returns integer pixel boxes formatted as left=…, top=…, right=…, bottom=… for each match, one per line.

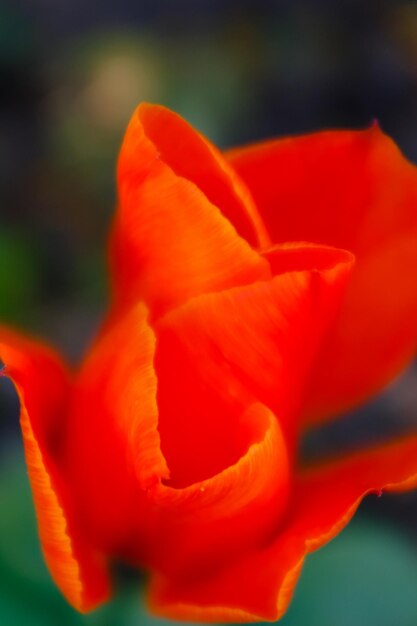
left=110, top=103, right=270, bottom=318
left=147, top=436, right=417, bottom=622
left=228, top=127, right=417, bottom=421
left=0, top=327, right=109, bottom=612
left=134, top=103, right=270, bottom=247
left=154, top=247, right=353, bottom=487
left=262, top=241, right=355, bottom=276
left=67, top=304, right=168, bottom=557
left=143, top=403, right=290, bottom=579
left=68, top=309, right=289, bottom=577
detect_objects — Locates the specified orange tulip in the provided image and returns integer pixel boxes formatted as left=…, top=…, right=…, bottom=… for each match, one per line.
left=1, top=103, right=417, bottom=622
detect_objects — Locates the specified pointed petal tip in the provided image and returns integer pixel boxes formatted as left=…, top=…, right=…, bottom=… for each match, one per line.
left=114, top=104, right=270, bottom=315
left=0, top=327, right=111, bottom=613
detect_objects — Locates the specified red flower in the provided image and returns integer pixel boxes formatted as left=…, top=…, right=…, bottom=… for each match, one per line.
left=1, top=104, right=417, bottom=622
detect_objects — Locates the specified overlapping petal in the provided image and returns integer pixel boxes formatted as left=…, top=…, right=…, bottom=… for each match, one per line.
left=67, top=304, right=167, bottom=557
left=111, top=104, right=270, bottom=317
left=148, top=435, right=417, bottom=623
left=144, top=403, right=290, bottom=579
left=155, top=244, right=353, bottom=487
left=68, top=309, right=290, bottom=581
left=227, top=127, right=417, bottom=421
left=132, top=104, right=270, bottom=247
left=0, top=327, right=109, bottom=612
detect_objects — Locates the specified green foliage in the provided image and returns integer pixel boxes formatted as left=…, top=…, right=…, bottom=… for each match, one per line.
left=0, top=230, right=40, bottom=324
left=281, top=515, right=417, bottom=626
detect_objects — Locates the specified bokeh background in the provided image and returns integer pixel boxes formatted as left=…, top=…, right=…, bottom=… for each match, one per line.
left=1, top=1, right=417, bottom=625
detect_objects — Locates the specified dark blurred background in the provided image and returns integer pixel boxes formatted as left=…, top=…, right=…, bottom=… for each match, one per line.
left=1, top=1, right=417, bottom=624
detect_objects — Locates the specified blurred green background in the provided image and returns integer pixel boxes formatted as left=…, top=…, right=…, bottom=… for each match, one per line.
left=1, top=1, right=417, bottom=624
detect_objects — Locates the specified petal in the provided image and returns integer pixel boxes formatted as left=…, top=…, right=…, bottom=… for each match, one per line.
left=0, top=327, right=110, bottom=612
left=304, top=229, right=417, bottom=421
left=262, top=241, right=355, bottom=276
left=132, top=103, right=270, bottom=247
left=228, top=127, right=417, bottom=420
left=155, top=247, right=353, bottom=488
left=110, top=103, right=270, bottom=318
left=147, top=436, right=417, bottom=623
left=67, top=304, right=168, bottom=556
left=69, top=308, right=289, bottom=579
left=226, top=126, right=407, bottom=250
left=143, top=403, right=290, bottom=578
